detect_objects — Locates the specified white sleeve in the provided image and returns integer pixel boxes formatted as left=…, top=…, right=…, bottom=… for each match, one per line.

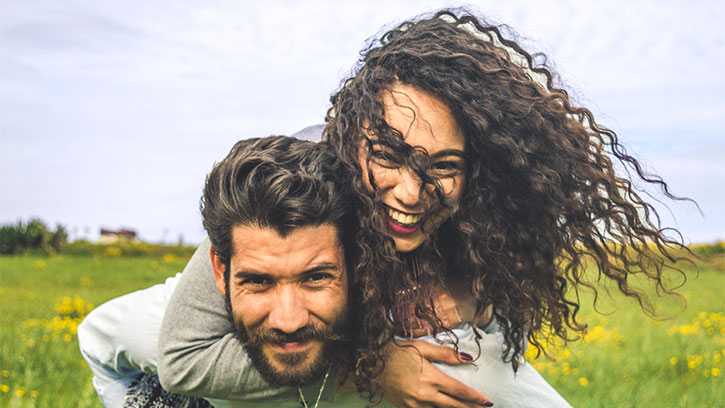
left=78, top=274, right=180, bottom=408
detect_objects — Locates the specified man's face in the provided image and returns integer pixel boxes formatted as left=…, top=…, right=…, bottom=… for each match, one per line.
left=211, top=223, right=348, bottom=387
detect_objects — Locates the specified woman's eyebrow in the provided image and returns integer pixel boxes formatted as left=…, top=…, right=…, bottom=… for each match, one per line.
left=430, top=149, right=466, bottom=159
left=368, top=140, right=397, bottom=149
left=369, top=141, right=465, bottom=160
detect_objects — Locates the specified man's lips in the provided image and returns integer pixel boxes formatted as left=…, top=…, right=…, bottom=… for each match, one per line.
left=270, top=340, right=313, bottom=353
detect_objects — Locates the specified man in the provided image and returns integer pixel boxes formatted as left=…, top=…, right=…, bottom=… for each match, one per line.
left=79, top=136, right=357, bottom=407
left=201, top=135, right=355, bottom=392
left=80, top=128, right=489, bottom=408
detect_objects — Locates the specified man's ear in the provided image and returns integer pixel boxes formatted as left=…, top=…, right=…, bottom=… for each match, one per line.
left=210, top=246, right=227, bottom=296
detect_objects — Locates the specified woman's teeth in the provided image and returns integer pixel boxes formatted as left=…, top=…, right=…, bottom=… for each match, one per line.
left=387, top=208, right=422, bottom=226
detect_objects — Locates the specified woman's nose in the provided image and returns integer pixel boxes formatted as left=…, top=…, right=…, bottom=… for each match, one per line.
left=393, top=167, right=424, bottom=208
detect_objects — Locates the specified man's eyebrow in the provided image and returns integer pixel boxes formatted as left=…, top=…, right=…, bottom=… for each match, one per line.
left=234, top=271, right=271, bottom=280
left=302, top=263, right=341, bottom=275
left=233, top=264, right=341, bottom=280
left=300, top=262, right=342, bottom=278
left=430, top=149, right=466, bottom=159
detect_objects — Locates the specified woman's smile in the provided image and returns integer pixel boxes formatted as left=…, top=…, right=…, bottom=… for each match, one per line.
left=384, top=205, right=423, bottom=234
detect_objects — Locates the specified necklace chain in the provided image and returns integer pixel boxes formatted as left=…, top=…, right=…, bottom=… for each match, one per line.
left=298, top=367, right=330, bottom=408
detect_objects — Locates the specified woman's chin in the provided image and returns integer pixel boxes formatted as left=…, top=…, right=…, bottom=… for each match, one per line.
left=391, top=233, right=425, bottom=252
left=390, top=211, right=451, bottom=252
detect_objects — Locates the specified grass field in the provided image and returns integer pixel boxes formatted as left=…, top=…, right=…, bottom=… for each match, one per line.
left=0, top=251, right=723, bottom=407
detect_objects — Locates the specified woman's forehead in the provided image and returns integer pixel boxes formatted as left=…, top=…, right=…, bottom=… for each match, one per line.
left=371, top=83, right=465, bottom=154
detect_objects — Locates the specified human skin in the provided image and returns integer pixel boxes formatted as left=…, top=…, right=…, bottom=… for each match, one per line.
left=210, top=223, right=348, bottom=386
left=359, top=82, right=467, bottom=253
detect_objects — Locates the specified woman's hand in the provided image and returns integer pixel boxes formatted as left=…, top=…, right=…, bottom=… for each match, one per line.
left=379, top=340, right=494, bottom=408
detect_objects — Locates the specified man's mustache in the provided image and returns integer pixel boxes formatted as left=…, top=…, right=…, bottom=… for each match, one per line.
left=243, top=324, right=347, bottom=348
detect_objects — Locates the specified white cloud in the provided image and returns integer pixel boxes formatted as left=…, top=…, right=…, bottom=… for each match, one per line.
left=1, top=0, right=723, bottom=243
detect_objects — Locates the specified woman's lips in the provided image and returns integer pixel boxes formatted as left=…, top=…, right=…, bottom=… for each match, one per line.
left=384, top=206, right=422, bottom=234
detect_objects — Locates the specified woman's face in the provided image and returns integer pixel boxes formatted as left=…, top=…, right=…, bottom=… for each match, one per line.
left=359, top=83, right=466, bottom=252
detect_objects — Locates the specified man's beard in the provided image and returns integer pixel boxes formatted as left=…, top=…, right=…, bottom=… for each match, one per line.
left=224, top=285, right=348, bottom=387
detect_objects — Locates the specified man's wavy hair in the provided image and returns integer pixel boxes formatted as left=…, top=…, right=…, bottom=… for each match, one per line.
left=322, top=9, right=693, bottom=401
left=201, top=136, right=356, bottom=279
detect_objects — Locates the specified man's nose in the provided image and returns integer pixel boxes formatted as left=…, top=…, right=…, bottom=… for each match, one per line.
left=393, top=167, right=424, bottom=207
left=267, top=286, right=310, bottom=334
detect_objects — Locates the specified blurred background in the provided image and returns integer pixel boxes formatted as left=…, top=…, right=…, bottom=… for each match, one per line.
left=1, top=0, right=723, bottom=245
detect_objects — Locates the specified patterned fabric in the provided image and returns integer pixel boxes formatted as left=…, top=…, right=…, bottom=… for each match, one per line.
left=123, top=373, right=213, bottom=408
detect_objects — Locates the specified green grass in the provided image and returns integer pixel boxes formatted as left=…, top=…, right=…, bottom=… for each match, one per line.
left=0, top=254, right=185, bottom=407
left=527, top=258, right=725, bottom=407
left=0, top=253, right=723, bottom=407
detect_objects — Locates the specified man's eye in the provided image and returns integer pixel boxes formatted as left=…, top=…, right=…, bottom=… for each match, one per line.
left=304, top=273, right=333, bottom=287
left=241, top=277, right=271, bottom=289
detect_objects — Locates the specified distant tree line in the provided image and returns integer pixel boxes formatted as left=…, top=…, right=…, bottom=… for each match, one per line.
left=0, top=219, right=68, bottom=254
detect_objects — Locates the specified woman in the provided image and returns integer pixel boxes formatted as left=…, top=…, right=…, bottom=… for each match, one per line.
left=86, top=9, right=690, bottom=408
left=321, top=11, right=689, bottom=402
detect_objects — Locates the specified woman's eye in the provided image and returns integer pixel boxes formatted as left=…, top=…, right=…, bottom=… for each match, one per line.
left=371, top=150, right=401, bottom=168
left=429, top=161, right=463, bottom=177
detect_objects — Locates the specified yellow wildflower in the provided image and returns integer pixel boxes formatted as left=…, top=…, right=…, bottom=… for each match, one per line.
left=31, top=390, right=39, bottom=398
left=578, top=377, right=589, bottom=386
left=16, top=387, right=25, bottom=397
left=0, top=370, right=8, bottom=377
left=104, top=246, right=121, bottom=257
left=1, top=385, right=8, bottom=393
left=670, top=357, right=678, bottom=365
left=713, top=368, right=721, bottom=377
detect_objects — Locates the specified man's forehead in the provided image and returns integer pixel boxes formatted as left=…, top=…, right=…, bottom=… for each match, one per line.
left=229, top=223, right=345, bottom=276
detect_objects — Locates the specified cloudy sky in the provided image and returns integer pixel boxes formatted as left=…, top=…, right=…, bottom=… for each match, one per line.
left=1, top=0, right=723, bottom=245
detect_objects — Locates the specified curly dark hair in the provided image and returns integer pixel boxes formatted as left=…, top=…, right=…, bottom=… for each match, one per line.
left=201, top=136, right=356, bottom=275
left=322, top=9, right=693, bottom=402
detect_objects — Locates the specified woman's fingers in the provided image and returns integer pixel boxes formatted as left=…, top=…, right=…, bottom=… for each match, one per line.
left=434, top=371, right=493, bottom=407
left=426, top=390, right=492, bottom=408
